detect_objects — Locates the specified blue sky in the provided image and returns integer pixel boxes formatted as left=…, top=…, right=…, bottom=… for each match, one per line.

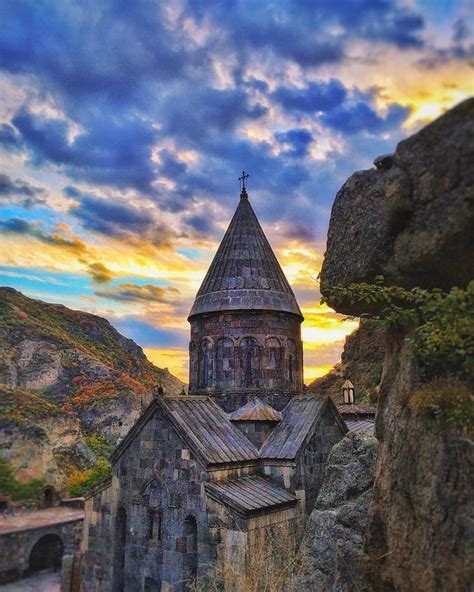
left=0, top=0, right=473, bottom=381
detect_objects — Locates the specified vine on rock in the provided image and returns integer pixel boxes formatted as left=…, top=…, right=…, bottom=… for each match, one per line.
left=322, top=279, right=474, bottom=433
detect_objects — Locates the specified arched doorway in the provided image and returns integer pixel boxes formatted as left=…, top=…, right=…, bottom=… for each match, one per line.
left=29, top=534, right=63, bottom=574
left=183, top=516, right=197, bottom=590
left=113, top=507, right=127, bottom=592
left=43, top=486, right=54, bottom=507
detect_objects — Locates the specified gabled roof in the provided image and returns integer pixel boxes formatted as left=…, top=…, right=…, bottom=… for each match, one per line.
left=205, top=476, right=297, bottom=516
left=111, top=396, right=259, bottom=466
left=344, top=418, right=375, bottom=434
left=260, top=396, right=347, bottom=460
left=229, top=397, right=282, bottom=421
left=188, top=190, right=303, bottom=320
left=161, top=397, right=259, bottom=464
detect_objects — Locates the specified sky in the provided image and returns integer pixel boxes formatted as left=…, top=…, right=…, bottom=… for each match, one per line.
left=0, top=0, right=473, bottom=383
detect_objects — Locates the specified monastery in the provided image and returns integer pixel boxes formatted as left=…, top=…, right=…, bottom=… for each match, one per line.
left=81, top=177, right=348, bottom=591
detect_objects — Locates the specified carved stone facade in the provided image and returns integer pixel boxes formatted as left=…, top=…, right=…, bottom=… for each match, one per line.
left=189, top=310, right=303, bottom=409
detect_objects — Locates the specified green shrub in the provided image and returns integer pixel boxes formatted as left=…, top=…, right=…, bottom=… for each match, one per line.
left=0, top=458, right=45, bottom=500
left=323, top=279, right=474, bottom=381
left=67, top=458, right=112, bottom=497
left=410, top=379, right=474, bottom=435
left=85, top=433, right=113, bottom=460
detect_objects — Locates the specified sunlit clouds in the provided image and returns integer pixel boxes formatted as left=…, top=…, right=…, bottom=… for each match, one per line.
left=0, top=0, right=472, bottom=384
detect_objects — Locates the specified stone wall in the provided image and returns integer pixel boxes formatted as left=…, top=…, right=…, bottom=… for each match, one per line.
left=262, top=406, right=347, bottom=515
left=81, top=406, right=213, bottom=592
left=0, top=519, right=82, bottom=584
left=188, top=310, right=304, bottom=405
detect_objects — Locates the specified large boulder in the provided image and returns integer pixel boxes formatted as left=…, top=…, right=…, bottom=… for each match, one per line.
left=300, top=432, right=378, bottom=592
left=320, top=99, right=474, bottom=315
left=318, top=100, right=474, bottom=591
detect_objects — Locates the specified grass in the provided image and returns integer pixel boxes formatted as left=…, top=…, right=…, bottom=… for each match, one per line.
left=190, top=521, right=307, bottom=592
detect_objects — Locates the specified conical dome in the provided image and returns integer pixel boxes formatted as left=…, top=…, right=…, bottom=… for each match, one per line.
left=188, top=190, right=303, bottom=319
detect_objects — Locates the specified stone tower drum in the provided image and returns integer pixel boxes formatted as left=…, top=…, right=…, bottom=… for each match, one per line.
left=188, top=182, right=304, bottom=411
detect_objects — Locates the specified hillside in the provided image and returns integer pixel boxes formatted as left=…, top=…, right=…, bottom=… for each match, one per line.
left=308, top=319, right=385, bottom=404
left=0, top=287, right=183, bottom=490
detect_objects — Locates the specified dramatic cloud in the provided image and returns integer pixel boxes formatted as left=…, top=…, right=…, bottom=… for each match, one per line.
left=66, top=186, right=177, bottom=247
left=273, top=80, right=348, bottom=114
left=0, top=217, right=87, bottom=254
left=0, top=0, right=471, bottom=381
left=0, top=174, right=47, bottom=208
left=95, top=282, right=180, bottom=304
left=86, top=262, right=113, bottom=284
left=275, top=129, right=313, bottom=159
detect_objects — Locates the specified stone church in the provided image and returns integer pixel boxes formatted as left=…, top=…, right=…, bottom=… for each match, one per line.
left=81, top=180, right=348, bottom=591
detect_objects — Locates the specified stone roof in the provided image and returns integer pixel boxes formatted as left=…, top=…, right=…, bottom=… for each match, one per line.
left=337, top=404, right=376, bottom=416
left=162, top=397, right=259, bottom=464
left=260, top=396, right=347, bottom=460
left=205, top=476, right=297, bottom=516
left=111, top=396, right=259, bottom=466
left=229, top=397, right=282, bottom=421
left=188, top=189, right=303, bottom=319
left=344, top=418, right=375, bottom=434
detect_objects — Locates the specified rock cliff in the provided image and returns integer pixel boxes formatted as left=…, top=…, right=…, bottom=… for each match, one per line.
left=0, top=287, right=183, bottom=489
left=308, top=319, right=385, bottom=403
left=319, top=99, right=474, bottom=590
left=300, top=432, right=378, bottom=592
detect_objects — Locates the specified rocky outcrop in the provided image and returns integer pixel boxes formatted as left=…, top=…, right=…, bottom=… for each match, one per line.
left=320, top=99, right=474, bottom=315
left=319, top=99, right=474, bottom=591
left=309, top=319, right=385, bottom=403
left=0, top=287, right=184, bottom=489
left=300, top=432, right=378, bottom=591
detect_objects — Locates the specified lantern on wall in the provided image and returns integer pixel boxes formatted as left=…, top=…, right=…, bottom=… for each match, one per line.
left=342, top=379, right=355, bottom=405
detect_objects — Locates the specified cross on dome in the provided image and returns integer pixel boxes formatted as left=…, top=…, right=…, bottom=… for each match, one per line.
left=239, top=170, right=249, bottom=194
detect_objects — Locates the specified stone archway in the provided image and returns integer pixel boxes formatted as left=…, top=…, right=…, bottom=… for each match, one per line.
left=29, top=534, right=63, bottom=574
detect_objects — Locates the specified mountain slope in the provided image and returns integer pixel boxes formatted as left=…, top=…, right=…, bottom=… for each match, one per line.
left=0, top=287, right=184, bottom=489
left=308, top=319, right=385, bottom=404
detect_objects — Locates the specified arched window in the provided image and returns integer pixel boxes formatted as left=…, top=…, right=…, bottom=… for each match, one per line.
left=142, top=480, right=165, bottom=542
left=113, top=507, right=127, bottom=592
left=216, top=338, right=235, bottom=389
left=239, top=337, right=261, bottom=388
left=287, top=339, right=297, bottom=386
left=183, top=516, right=198, bottom=590
left=199, top=339, right=214, bottom=388
left=264, top=337, right=282, bottom=387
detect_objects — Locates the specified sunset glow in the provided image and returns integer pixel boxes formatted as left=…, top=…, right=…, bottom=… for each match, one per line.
left=1, top=1, right=472, bottom=385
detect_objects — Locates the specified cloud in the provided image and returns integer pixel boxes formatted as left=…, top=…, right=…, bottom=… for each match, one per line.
left=0, top=216, right=87, bottom=254
left=275, top=129, right=313, bottom=158
left=322, top=100, right=410, bottom=134
left=66, top=186, right=176, bottom=247
left=273, top=80, right=348, bottom=114
left=95, top=282, right=180, bottom=304
left=0, top=123, right=23, bottom=152
left=0, top=173, right=47, bottom=208
left=12, top=109, right=159, bottom=193
left=86, top=262, right=113, bottom=284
